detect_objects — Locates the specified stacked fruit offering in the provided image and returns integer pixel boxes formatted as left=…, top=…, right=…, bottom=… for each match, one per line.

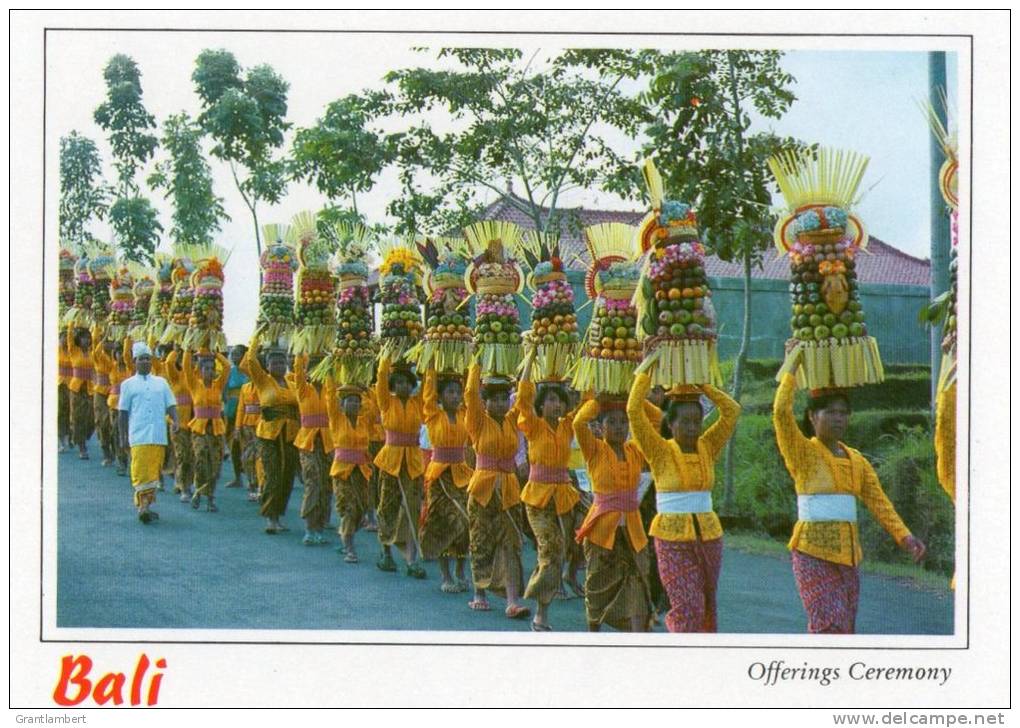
left=768, top=147, right=882, bottom=388
left=288, top=212, right=337, bottom=356
left=410, top=237, right=473, bottom=374
left=106, top=267, right=136, bottom=342
left=58, top=249, right=76, bottom=320
left=255, top=224, right=297, bottom=348
left=147, top=257, right=175, bottom=342
left=644, top=242, right=717, bottom=342
left=376, top=239, right=423, bottom=361
left=159, top=256, right=196, bottom=345
left=88, top=250, right=117, bottom=328
left=787, top=226, right=867, bottom=344
left=571, top=224, right=642, bottom=394
left=633, top=160, right=722, bottom=388
left=520, top=232, right=581, bottom=381
left=130, top=273, right=155, bottom=341
left=464, top=220, right=526, bottom=377
left=63, top=255, right=94, bottom=329
left=184, top=252, right=227, bottom=352
left=314, top=223, right=377, bottom=386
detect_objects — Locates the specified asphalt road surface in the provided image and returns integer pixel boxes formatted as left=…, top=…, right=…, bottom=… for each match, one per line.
left=55, top=443, right=953, bottom=635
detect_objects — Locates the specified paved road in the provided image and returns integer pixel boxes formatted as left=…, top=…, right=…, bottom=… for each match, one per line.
left=56, top=443, right=953, bottom=634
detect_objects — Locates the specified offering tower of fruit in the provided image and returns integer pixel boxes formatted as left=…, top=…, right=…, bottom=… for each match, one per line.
left=633, top=159, right=721, bottom=388
left=376, top=237, right=425, bottom=362
left=312, top=222, right=377, bottom=386
left=255, top=224, right=297, bottom=349
left=769, top=147, right=883, bottom=389
left=158, top=253, right=196, bottom=346
left=409, top=236, right=473, bottom=374
left=519, top=231, right=582, bottom=381
left=288, top=211, right=337, bottom=357
left=129, top=266, right=156, bottom=341
left=87, top=247, right=117, bottom=329
left=463, top=220, right=526, bottom=377
left=58, top=248, right=77, bottom=321
left=146, top=256, right=175, bottom=342
left=183, top=247, right=228, bottom=352
left=106, top=266, right=136, bottom=343
left=570, top=222, right=642, bottom=395
left=63, top=254, right=95, bottom=329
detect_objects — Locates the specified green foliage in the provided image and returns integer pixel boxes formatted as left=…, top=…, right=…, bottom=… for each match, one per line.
left=379, top=48, right=657, bottom=234
left=109, top=196, right=163, bottom=263
left=191, top=49, right=290, bottom=256
left=290, top=92, right=396, bottom=209
left=634, top=50, right=804, bottom=265
left=860, top=426, right=955, bottom=575
left=59, top=132, right=110, bottom=249
left=148, top=112, right=228, bottom=246
left=92, top=54, right=158, bottom=192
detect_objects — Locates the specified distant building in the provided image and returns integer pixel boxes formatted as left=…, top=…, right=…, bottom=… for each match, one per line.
left=481, top=194, right=932, bottom=364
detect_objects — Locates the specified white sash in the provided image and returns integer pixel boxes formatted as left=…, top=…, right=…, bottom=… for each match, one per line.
left=657, top=490, right=712, bottom=514
left=797, top=494, right=857, bottom=522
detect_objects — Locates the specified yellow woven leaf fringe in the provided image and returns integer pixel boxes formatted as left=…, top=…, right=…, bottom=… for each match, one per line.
left=479, top=343, right=523, bottom=378
left=532, top=341, right=582, bottom=381
left=647, top=339, right=722, bottom=388
left=775, top=337, right=885, bottom=389
left=569, top=356, right=638, bottom=396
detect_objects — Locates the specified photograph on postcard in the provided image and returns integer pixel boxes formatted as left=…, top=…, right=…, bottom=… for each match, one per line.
left=38, top=25, right=967, bottom=649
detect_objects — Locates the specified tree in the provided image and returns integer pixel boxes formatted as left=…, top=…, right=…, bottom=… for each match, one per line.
left=148, top=112, right=229, bottom=246
left=290, top=92, right=396, bottom=218
left=635, top=50, right=805, bottom=511
left=59, top=132, right=111, bottom=250
left=108, top=196, right=163, bottom=264
left=192, top=49, right=289, bottom=264
left=379, top=48, right=656, bottom=234
left=93, top=54, right=162, bottom=262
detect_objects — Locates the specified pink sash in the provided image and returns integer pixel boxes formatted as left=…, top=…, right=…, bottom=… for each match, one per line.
left=529, top=463, right=570, bottom=484
left=384, top=430, right=419, bottom=447
left=476, top=453, right=515, bottom=473
left=300, top=413, right=329, bottom=428
left=431, top=446, right=465, bottom=464
left=334, top=447, right=370, bottom=465
left=193, top=406, right=222, bottom=419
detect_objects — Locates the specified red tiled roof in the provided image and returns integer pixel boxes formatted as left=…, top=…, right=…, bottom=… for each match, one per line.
left=480, top=194, right=931, bottom=287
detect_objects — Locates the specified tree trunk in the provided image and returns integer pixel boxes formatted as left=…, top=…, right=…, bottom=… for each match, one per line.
left=250, top=201, right=262, bottom=287
left=721, top=51, right=751, bottom=513
left=722, top=248, right=752, bottom=511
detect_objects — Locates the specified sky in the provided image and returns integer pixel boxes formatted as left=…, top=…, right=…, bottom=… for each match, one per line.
left=47, top=30, right=960, bottom=344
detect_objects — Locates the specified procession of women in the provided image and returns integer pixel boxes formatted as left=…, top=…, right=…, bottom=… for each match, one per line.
left=56, top=147, right=957, bottom=636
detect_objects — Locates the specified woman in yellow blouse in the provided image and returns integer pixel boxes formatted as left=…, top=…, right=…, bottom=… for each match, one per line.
left=374, top=355, right=426, bottom=578
left=463, top=361, right=530, bottom=620
left=91, top=337, right=117, bottom=466
left=516, top=349, right=582, bottom=631
left=182, top=349, right=231, bottom=511
left=626, top=360, right=741, bottom=633
left=325, top=381, right=375, bottom=563
left=57, top=329, right=73, bottom=452
left=163, top=347, right=196, bottom=501
left=573, top=398, right=652, bottom=632
left=292, top=354, right=335, bottom=546
left=234, top=380, right=263, bottom=502
left=773, top=357, right=926, bottom=633
left=241, top=336, right=300, bottom=534
left=104, top=337, right=134, bottom=477
left=419, top=367, right=473, bottom=593
left=66, top=327, right=95, bottom=459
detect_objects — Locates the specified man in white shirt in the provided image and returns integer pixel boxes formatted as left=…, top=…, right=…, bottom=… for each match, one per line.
left=118, top=342, right=179, bottom=524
